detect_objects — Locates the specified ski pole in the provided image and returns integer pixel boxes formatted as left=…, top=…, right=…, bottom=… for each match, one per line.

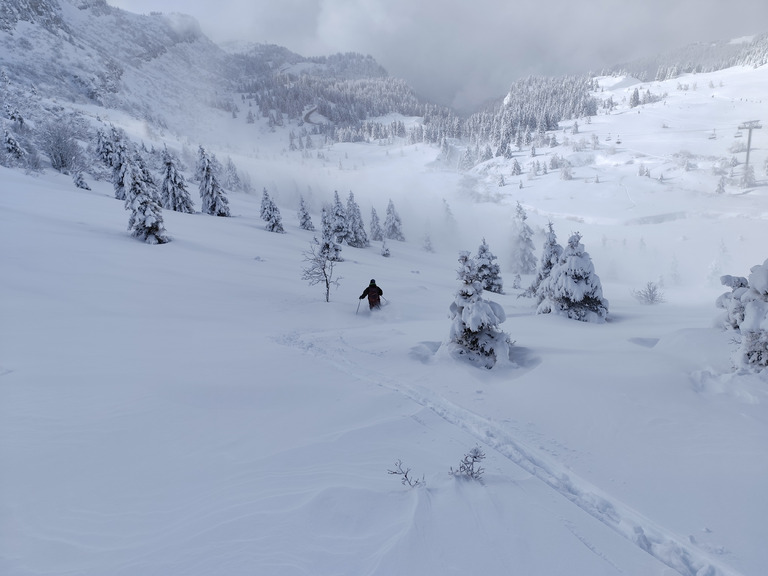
left=356, top=299, right=361, bottom=314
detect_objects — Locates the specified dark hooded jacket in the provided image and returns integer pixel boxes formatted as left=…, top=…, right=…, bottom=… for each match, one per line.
left=360, top=280, right=383, bottom=308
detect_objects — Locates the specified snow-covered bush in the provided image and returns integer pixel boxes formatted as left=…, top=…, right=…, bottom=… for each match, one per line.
left=632, top=281, right=665, bottom=305
left=537, top=232, right=608, bottom=323
left=445, top=251, right=511, bottom=369
left=716, top=260, right=768, bottom=371
left=716, top=275, right=749, bottom=330
left=36, top=116, right=83, bottom=174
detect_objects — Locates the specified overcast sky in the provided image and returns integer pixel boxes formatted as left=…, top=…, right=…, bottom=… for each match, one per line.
left=107, top=0, right=767, bottom=111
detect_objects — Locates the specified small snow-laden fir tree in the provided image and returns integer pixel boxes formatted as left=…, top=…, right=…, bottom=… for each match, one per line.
left=716, top=274, right=749, bottom=330
left=124, top=153, right=169, bottom=244
left=330, top=190, right=348, bottom=245
left=260, top=188, right=284, bottom=233
left=223, top=156, right=242, bottom=192
left=475, top=238, right=503, bottom=293
left=4, top=128, right=25, bottom=162
left=160, top=147, right=194, bottom=213
left=370, top=206, right=384, bottom=241
left=510, top=202, right=537, bottom=275
left=97, top=126, right=131, bottom=201
left=298, top=195, right=315, bottom=231
left=537, top=232, right=608, bottom=322
left=320, top=206, right=342, bottom=262
left=525, top=221, right=563, bottom=301
left=716, top=260, right=768, bottom=371
left=423, top=233, right=435, bottom=253
left=197, top=146, right=230, bottom=217
left=345, top=191, right=369, bottom=248
left=380, top=239, right=390, bottom=257
left=740, top=165, right=756, bottom=189
left=384, top=199, right=405, bottom=241
left=72, top=171, right=90, bottom=190
left=445, top=251, right=511, bottom=369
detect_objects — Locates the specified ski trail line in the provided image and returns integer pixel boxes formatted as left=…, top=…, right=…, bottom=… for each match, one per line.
left=275, top=331, right=743, bottom=576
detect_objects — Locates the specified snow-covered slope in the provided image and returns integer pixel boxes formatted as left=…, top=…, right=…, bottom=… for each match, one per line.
left=1, top=5, right=768, bottom=575
left=0, top=0, right=233, bottom=137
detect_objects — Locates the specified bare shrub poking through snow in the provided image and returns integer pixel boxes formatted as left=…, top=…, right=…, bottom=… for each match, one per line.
left=632, top=281, right=665, bottom=305
left=388, top=460, right=425, bottom=488
left=450, top=447, right=486, bottom=481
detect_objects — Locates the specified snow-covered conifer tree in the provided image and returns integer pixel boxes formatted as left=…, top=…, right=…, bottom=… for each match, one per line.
left=330, top=190, right=348, bottom=244
left=537, top=232, right=608, bottom=322
left=320, top=206, right=342, bottom=261
left=298, top=195, right=315, bottom=231
left=4, top=128, right=25, bottom=161
left=160, top=147, right=194, bottom=213
left=384, top=199, right=405, bottom=241
left=124, top=153, right=169, bottom=244
left=370, top=207, right=383, bottom=242
left=345, top=191, right=369, bottom=248
left=510, top=202, right=537, bottom=275
left=445, top=251, right=511, bottom=369
left=197, top=146, right=230, bottom=217
left=423, top=234, right=435, bottom=253
left=380, top=239, right=390, bottom=257
left=72, top=171, right=90, bottom=190
left=716, top=176, right=727, bottom=195
left=223, top=156, right=242, bottom=191
left=97, top=126, right=130, bottom=201
left=525, top=221, right=563, bottom=301
left=260, top=188, right=284, bottom=233
left=475, top=238, right=503, bottom=294
left=716, top=259, right=768, bottom=371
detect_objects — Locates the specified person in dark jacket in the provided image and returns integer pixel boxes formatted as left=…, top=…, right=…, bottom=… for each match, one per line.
left=359, top=279, right=383, bottom=309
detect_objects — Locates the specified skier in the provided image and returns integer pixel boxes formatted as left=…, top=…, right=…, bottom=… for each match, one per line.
left=359, top=279, right=383, bottom=309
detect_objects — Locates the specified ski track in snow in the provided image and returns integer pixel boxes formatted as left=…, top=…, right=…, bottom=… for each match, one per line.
left=275, top=329, right=742, bottom=576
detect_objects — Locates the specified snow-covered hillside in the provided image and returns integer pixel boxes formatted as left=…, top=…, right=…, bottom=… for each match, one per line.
left=2, top=4, right=768, bottom=575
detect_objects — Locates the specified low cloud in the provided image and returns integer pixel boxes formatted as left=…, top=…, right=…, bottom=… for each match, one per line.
left=109, top=0, right=768, bottom=111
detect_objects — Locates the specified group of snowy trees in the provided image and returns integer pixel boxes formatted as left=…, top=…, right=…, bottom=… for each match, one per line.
left=94, top=125, right=247, bottom=243
left=445, top=213, right=610, bottom=369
